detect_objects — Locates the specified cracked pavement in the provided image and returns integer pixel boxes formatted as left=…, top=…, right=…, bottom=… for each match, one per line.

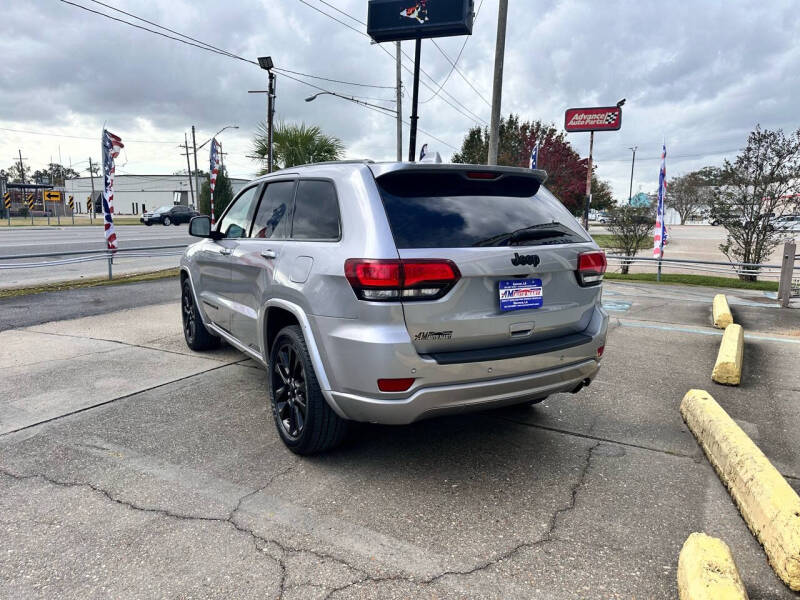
left=1, top=280, right=799, bottom=598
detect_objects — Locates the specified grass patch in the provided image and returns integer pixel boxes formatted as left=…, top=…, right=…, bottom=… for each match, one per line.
left=605, top=272, right=778, bottom=291
left=0, top=268, right=180, bottom=299
left=591, top=234, right=650, bottom=251
left=0, top=217, right=144, bottom=227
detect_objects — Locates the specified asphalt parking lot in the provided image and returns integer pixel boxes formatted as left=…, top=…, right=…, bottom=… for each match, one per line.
left=1, top=280, right=799, bottom=599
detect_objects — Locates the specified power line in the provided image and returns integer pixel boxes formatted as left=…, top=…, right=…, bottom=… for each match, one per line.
left=421, top=0, right=486, bottom=105
left=293, top=0, right=488, bottom=125
left=429, top=38, right=490, bottom=107
left=272, top=67, right=394, bottom=90
left=0, top=126, right=177, bottom=144
left=599, top=148, right=741, bottom=163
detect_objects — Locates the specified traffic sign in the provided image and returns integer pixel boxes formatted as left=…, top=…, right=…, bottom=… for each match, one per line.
left=3, top=192, right=10, bottom=209
left=68, top=195, right=75, bottom=210
left=26, top=193, right=35, bottom=209
left=87, top=197, right=92, bottom=211
left=43, top=190, right=62, bottom=202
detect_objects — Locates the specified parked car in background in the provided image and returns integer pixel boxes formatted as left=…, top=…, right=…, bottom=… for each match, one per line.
left=596, top=212, right=612, bottom=224
left=180, top=161, right=608, bottom=454
left=141, top=205, right=199, bottom=226
left=771, top=214, right=800, bottom=233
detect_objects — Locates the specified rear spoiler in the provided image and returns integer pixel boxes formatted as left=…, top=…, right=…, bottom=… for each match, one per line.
left=368, top=162, right=548, bottom=185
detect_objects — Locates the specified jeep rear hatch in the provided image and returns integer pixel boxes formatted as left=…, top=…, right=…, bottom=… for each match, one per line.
left=372, top=167, right=603, bottom=355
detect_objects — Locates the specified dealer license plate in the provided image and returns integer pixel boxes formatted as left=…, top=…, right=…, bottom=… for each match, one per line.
left=498, top=279, right=543, bottom=311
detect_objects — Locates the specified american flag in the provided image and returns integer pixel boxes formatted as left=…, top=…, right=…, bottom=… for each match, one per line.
left=209, top=138, right=220, bottom=225
left=101, top=129, right=123, bottom=250
left=529, top=142, right=539, bottom=169
left=653, top=143, right=668, bottom=258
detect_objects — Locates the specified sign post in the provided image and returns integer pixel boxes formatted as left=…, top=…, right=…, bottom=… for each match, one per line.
left=564, top=102, right=624, bottom=229
left=368, top=0, right=474, bottom=162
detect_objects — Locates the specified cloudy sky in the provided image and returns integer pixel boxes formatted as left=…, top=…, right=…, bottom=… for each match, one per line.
left=2, top=0, right=799, bottom=199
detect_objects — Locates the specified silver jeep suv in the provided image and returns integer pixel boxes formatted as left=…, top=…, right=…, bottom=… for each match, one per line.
left=180, top=161, right=608, bottom=454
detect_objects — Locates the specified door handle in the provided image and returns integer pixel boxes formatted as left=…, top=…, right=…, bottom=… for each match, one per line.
left=261, top=249, right=277, bottom=259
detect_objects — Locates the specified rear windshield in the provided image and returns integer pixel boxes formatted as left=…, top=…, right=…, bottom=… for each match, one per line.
left=376, top=172, right=589, bottom=249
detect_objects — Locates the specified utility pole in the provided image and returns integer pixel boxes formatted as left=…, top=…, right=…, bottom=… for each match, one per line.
left=627, top=146, right=637, bottom=204
left=182, top=133, right=195, bottom=207
left=267, top=72, right=276, bottom=172
left=408, top=38, right=422, bottom=162
left=395, top=41, right=403, bottom=161
left=88, top=157, right=96, bottom=224
left=487, top=0, right=509, bottom=165
left=582, top=131, right=594, bottom=230
left=191, top=126, right=200, bottom=209
left=18, top=149, right=32, bottom=225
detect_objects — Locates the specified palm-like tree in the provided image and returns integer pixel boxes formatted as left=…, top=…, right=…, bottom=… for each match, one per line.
left=251, top=121, right=345, bottom=173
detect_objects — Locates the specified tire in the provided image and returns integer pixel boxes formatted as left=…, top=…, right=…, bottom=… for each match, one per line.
left=163, top=216, right=171, bottom=226
left=181, top=278, right=220, bottom=351
left=269, top=325, right=347, bottom=455
left=145, top=222, right=152, bottom=226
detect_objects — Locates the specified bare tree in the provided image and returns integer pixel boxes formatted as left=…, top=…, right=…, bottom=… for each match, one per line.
left=667, top=167, right=719, bottom=224
left=709, top=125, right=800, bottom=281
left=606, top=205, right=655, bottom=274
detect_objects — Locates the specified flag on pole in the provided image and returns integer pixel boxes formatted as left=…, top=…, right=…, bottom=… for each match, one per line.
left=209, top=138, right=221, bottom=225
left=529, top=142, right=539, bottom=169
left=101, top=129, right=123, bottom=250
left=419, top=143, right=428, bottom=161
left=653, top=143, right=668, bottom=258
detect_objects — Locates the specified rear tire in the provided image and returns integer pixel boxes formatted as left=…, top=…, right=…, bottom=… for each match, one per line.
left=182, top=278, right=220, bottom=351
left=269, top=325, right=347, bottom=455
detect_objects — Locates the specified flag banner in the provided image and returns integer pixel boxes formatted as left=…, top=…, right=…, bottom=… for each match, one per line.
left=529, top=143, right=539, bottom=169
left=653, top=143, right=668, bottom=258
left=102, top=129, right=124, bottom=250
left=419, top=143, right=428, bottom=161
left=209, top=138, right=221, bottom=225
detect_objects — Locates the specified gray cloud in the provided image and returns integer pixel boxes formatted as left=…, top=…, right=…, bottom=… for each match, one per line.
left=1, top=0, right=798, bottom=198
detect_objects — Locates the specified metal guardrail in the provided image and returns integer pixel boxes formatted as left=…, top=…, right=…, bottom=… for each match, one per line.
left=0, top=244, right=188, bottom=280
left=605, top=254, right=796, bottom=280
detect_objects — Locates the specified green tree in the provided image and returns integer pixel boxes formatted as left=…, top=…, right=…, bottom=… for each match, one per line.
left=591, top=176, right=615, bottom=211
left=3, top=163, right=31, bottom=183
left=250, top=121, right=344, bottom=173
left=198, top=167, right=234, bottom=219
left=606, top=205, right=655, bottom=274
left=709, top=125, right=800, bottom=280
left=32, top=163, right=80, bottom=186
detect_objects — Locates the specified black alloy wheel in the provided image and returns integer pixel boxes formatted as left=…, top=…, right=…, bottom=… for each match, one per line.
left=181, top=278, right=220, bottom=350
left=272, top=342, right=308, bottom=440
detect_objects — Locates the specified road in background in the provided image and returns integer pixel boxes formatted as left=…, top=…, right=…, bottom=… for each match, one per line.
left=0, top=225, right=192, bottom=289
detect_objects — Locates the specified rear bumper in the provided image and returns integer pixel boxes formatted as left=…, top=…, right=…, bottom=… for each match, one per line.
left=313, top=303, right=608, bottom=425
left=329, top=358, right=599, bottom=424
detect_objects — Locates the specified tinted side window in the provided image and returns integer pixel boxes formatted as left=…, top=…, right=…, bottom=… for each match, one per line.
left=291, top=180, right=340, bottom=240
left=218, top=186, right=259, bottom=239
left=251, top=181, right=294, bottom=239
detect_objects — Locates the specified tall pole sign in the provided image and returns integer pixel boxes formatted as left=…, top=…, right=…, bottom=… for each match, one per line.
left=368, top=0, right=474, bottom=162
left=564, top=102, right=624, bottom=229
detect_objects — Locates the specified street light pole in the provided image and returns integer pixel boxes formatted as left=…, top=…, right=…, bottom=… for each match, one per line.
left=191, top=126, right=200, bottom=209
left=627, top=146, right=637, bottom=204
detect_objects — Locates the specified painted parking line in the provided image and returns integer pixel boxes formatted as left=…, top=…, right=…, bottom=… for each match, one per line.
left=602, top=300, right=632, bottom=312
left=616, top=318, right=800, bottom=345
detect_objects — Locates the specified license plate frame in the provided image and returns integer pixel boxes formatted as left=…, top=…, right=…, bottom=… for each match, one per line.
left=498, top=278, right=543, bottom=311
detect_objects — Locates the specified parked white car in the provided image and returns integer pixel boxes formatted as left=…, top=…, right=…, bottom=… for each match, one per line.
left=772, top=215, right=800, bottom=233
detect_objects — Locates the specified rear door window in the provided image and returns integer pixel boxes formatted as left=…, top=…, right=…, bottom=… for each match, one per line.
left=291, top=180, right=340, bottom=240
left=251, top=180, right=294, bottom=239
left=377, top=171, right=589, bottom=249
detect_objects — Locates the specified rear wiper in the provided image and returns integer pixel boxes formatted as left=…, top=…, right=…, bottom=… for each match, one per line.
left=472, top=222, right=570, bottom=247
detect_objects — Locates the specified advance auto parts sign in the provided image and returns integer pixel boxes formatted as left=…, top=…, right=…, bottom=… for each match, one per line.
left=564, top=106, right=622, bottom=132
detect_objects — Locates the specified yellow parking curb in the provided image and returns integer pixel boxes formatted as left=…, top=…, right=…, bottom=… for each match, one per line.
left=712, top=324, right=743, bottom=385
left=713, top=294, right=734, bottom=329
left=678, top=532, right=749, bottom=599
left=681, top=390, right=800, bottom=591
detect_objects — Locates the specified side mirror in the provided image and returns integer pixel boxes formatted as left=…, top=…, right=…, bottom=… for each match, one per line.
left=189, top=215, right=223, bottom=240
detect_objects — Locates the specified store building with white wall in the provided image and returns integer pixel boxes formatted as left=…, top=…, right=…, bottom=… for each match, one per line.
left=64, top=174, right=249, bottom=214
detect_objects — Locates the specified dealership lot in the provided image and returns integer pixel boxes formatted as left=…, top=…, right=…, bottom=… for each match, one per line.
left=1, top=280, right=799, bottom=598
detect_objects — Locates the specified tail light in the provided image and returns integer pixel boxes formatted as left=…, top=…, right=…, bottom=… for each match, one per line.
left=576, top=251, right=606, bottom=286
left=345, top=259, right=460, bottom=301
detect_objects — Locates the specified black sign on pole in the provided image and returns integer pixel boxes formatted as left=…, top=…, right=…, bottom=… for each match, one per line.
left=367, top=0, right=473, bottom=162
left=367, top=0, right=473, bottom=42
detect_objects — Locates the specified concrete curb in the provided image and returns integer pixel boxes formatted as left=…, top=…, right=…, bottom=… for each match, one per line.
left=713, top=294, right=734, bottom=329
left=680, top=389, right=800, bottom=591
left=677, top=532, right=749, bottom=600
left=712, top=324, right=743, bottom=385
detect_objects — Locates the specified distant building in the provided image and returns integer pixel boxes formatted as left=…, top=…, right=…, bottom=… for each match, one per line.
left=64, top=174, right=249, bottom=214
left=629, top=192, right=651, bottom=207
